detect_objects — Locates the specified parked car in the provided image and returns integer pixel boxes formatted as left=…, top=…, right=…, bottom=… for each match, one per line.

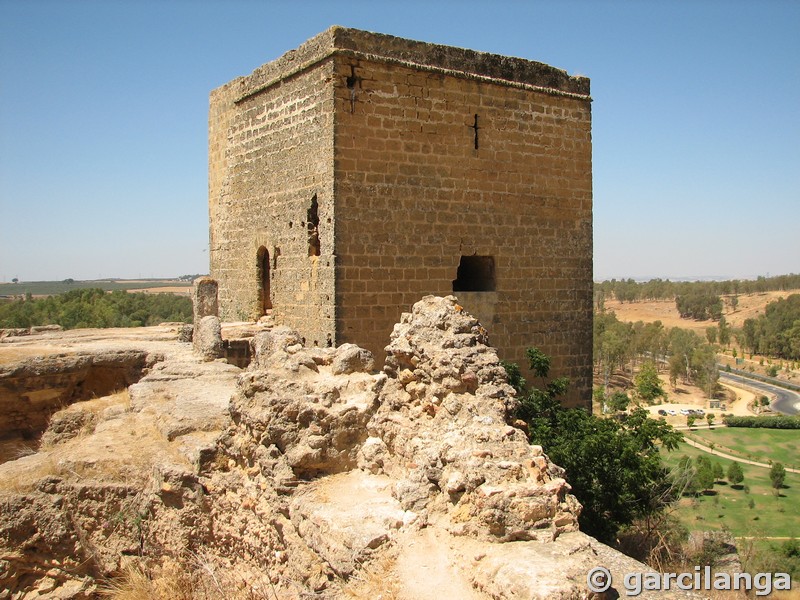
left=658, top=409, right=667, bottom=416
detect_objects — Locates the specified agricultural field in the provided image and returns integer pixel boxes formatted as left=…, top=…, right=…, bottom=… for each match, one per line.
left=0, top=279, right=192, bottom=298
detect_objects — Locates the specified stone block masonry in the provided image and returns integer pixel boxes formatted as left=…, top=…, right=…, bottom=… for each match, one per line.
left=209, top=26, right=593, bottom=406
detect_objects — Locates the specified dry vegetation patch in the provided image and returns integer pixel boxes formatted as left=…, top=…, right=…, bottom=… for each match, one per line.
left=605, top=290, right=796, bottom=334
left=0, top=389, right=192, bottom=492
left=0, top=344, right=76, bottom=365
left=101, top=556, right=281, bottom=600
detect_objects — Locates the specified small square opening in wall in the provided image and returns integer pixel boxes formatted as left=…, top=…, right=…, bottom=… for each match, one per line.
left=453, top=255, right=495, bottom=292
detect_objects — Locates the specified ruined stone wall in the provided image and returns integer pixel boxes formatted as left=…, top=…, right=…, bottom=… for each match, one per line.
left=331, top=52, right=593, bottom=406
left=209, top=55, right=337, bottom=348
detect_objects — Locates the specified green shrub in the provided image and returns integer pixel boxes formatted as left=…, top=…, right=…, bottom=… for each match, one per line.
left=722, top=415, right=800, bottom=429
left=0, top=288, right=192, bottom=329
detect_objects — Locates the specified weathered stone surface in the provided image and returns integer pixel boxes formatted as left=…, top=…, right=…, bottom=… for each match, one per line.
left=374, top=296, right=579, bottom=541
left=467, top=530, right=705, bottom=599
left=0, top=305, right=697, bottom=599
left=0, top=490, right=97, bottom=598
left=193, top=315, right=223, bottom=360
left=289, top=471, right=406, bottom=576
left=0, top=327, right=240, bottom=597
left=0, top=325, right=64, bottom=340
left=0, top=349, right=158, bottom=439
left=248, top=326, right=303, bottom=369
left=192, top=276, right=218, bottom=324
left=176, top=324, right=193, bottom=343
left=331, top=342, right=374, bottom=375
left=128, top=353, right=240, bottom=443
left=39, top=408, right=97, bottom=447
left=227, top=343, right=384, bottom=480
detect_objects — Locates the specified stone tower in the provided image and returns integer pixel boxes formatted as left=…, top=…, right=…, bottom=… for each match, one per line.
left=209, top=27, right=593, bottom=406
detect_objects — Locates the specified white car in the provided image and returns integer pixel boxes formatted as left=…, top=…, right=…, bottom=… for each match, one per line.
left=667, top=409, right=677, bottom=416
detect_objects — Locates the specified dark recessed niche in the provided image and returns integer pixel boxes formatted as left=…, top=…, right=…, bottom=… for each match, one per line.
left=452, top=255, right=496, bottom=292
left=308, top=195, right=320, bottom=257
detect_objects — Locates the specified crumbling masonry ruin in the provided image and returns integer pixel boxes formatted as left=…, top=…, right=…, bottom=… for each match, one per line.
left=209, top=27, right=593, bottom=406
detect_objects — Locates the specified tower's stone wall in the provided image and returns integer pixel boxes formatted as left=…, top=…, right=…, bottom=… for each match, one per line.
left=331, top=46, right=592, bottom=406
left=210, top=27, right=593, bottom=405
left=209, top=49, right=337, bottom=348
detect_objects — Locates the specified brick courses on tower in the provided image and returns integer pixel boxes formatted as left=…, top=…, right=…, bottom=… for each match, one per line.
left=209, top=27, right=593, bottom=406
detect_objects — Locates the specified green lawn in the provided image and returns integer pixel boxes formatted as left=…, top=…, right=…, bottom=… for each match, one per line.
left=685, top=427, right=800, bottom=471
left=663, top=441, right=800, bottom=539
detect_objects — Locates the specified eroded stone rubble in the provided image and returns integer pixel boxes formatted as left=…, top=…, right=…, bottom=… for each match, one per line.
left=0, top=297, right=691, bottom=599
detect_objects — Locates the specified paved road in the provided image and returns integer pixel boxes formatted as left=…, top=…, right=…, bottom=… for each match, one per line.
left=719, top=371, right=800, bottom=416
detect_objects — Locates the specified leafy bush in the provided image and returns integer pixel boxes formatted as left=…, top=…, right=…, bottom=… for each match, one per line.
left=506, top=347, right=682, bottom=544
left=0, top=288, right=192, bottom=329
left=723, top=415, right=800, bottom=429
left=770, top=463, right=786, bottom=490
left=675, top=292, right=723, bottom=321
left=742, top=294, right=800, bottom=360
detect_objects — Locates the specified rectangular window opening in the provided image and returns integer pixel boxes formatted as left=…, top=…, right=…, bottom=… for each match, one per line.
left=453, top=255, right=495, bottom=292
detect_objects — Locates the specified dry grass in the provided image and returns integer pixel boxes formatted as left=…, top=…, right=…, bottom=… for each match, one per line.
left=0, top=438, right=37, bottom=464
left=0, top=389, right=148, bottom=492
left=100, top=555, right=281, bottom=600
left=605, top=291, right=795, bottom=335
left=0, top=452, right=60, bottom=493
left=60, top=389, right=131, bottom=418
left=85, top=388, right=129, bottom=418
left=338, top=552, right=401, bottom=600
left=0, top=345, right=75, bottom=365
left=38, top=390, right=131, bottom=449
left=100, top=563, right=194, bottom=600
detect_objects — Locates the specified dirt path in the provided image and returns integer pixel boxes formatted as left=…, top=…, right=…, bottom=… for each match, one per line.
left=394, top=526, right=485, bottom=600
left=682, top=436, right=800, bottom=474
left=721, top=381, right=757, bottom=415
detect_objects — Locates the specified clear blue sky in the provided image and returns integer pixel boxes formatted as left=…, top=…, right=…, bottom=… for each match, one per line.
left=1, top=0, right=798, bottom=282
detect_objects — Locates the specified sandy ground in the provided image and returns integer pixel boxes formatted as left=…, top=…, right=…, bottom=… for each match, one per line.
left=0, top=325, right=183, bottom=365
left=393, top=526, right=485, bottom=600
left=0, top=344, right=77, bottom=365
left=642, top=377, right=756, bottom=426
left=605, top=290, right=795, bottom=336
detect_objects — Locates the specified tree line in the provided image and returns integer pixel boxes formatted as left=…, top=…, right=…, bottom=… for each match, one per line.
left=675, top=292, right=723, bottom=321
left=595, top=273, right=800, bottom=305
left=594, top=312, right=721, bottom=398
left=0, top=288, right=192, bottom=329
left=741, top=294, right=800, bottom=360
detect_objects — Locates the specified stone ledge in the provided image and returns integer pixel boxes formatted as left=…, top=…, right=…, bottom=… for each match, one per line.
left=223, top=26, right=590, bottom=105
